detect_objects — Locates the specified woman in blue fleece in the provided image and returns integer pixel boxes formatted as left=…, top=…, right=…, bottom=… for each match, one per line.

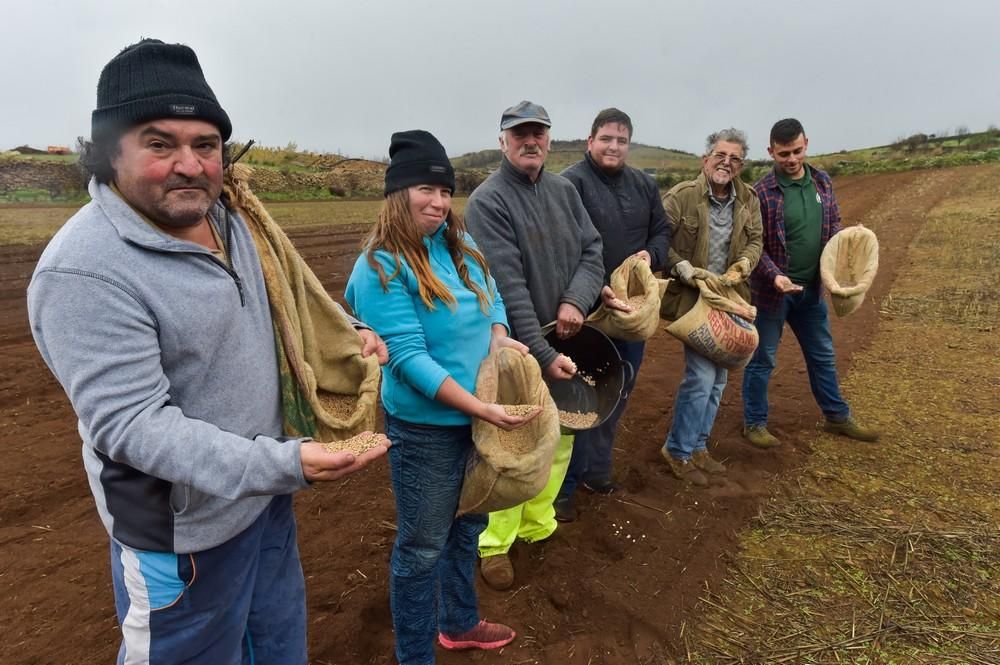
left=346, top=130, right=537, bottom=664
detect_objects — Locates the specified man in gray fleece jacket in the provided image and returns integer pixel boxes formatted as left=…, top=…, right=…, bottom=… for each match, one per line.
left=27, top=39, right=387, bottom=664
left=465, top=101, right=606, bottom=591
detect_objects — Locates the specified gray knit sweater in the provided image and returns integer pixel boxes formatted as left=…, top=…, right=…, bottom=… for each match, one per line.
left=465, top=158, right=605, bottom=368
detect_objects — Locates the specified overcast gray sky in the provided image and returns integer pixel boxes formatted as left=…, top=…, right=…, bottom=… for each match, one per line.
left=3, top=0, right=998, bottom=160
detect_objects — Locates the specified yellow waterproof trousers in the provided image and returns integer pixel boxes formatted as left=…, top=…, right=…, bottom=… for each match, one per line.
left=478, top=434, right=574, bottom=557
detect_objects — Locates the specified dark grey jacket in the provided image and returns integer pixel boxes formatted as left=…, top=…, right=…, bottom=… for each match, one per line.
left=561, top=153, right=670, bottom=279
left=465, top=158, right=605, bottom=368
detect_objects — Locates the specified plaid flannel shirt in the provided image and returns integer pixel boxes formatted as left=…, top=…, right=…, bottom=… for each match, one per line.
left=750, top=165, right=843, bottom=313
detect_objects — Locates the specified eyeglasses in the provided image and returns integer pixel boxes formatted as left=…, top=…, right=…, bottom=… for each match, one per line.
left=710, top=152, right=744, bottom=166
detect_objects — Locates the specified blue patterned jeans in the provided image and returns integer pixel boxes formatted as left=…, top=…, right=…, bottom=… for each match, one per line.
left=385, top=413, right=487, bottom=665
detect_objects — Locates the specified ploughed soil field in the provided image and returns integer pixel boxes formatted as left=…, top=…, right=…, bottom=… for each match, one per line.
left=0, top=167, right=971, bottom=664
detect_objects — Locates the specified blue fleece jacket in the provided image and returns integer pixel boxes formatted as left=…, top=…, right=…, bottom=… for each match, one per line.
left=346, top=224, right=507, bottom=425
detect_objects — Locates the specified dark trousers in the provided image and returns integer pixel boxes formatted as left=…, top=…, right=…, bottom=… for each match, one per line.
left=111, top=494, right=306, bottom=665
left=560, top=339, right=645, bottom=496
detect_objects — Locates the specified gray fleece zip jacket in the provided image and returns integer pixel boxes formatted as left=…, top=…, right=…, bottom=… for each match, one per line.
left=28, top=179, right=309, bottom=554
left=465, top=158, right=605, bottom=368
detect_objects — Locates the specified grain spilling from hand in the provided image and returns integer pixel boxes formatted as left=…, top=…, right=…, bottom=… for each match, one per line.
left=322, top=432, right=384, bottom=456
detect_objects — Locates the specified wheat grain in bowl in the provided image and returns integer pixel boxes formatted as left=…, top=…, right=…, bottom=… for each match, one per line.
left=321, top=432, right=384, bottom=455
left=558, top=410, right=599, bottom=429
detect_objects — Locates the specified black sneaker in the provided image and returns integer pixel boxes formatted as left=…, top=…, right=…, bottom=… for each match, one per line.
left=553, top=494, right=577, bottom=522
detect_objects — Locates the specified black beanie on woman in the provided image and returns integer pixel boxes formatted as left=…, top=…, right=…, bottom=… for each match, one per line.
left=384, top=130, right=455, bottom=197
left=92, top=38, right=232, bottom=143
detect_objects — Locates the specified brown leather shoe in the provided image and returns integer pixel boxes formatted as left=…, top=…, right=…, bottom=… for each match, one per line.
left=480, top=554, right=514, bottom=591
left=660, top=447, right=708, bottom=487
left=692, top=449, right=726, bottom=474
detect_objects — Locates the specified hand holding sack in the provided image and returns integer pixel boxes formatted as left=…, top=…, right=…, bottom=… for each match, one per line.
left=457, top=347, right=561, bottom=516
left=586, top=256, right=662, bottom=341
left=666, top=277, right=759, bottom=370
left=820, top=225, right=879, bottom=317
left=720, top=257, right=752, bottom=286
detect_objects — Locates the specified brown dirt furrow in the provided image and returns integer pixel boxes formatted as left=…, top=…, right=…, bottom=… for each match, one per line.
left=0, top=165, right=980, bottom=665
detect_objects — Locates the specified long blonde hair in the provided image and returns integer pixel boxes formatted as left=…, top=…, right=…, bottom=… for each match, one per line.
left=364, top=189, right=495, bottom=312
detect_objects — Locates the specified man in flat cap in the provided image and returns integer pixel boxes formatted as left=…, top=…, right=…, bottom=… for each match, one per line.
left=27, top=38, right=388, bottom=663
left=464, top=101, right=606, bottom=590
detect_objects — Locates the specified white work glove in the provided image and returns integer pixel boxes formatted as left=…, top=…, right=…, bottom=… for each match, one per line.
left=673, top=260, right=697, bottom=287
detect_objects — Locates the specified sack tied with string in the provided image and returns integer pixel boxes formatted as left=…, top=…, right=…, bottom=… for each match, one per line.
left=457, top=347, right=561, bottom=516
left=665, top=276, right=759, bottom=370
left=820, top=225, right=879, bottom=317
left=587, top=256, right=662, bottom=341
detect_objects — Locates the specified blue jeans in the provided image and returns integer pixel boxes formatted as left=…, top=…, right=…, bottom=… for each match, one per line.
left=385, top=413, right=488, bottom=665
left=111, top=494, right=306, bottom=665
left=560, top=339, right=644, bottom=496
left=742, top=282, right=850, bottom=426
left=665, top=345, right=728, bottom=460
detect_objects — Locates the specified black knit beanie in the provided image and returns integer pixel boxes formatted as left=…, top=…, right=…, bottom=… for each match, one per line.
left=384, top=130, right=455, bottom=197
left=92, top=38, right=232, bottom=143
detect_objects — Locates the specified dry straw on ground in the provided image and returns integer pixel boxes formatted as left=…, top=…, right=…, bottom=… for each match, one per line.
left=685, top=167, right=1000, bottom=664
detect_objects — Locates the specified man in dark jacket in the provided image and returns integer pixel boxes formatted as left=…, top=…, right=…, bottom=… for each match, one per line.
left=556, top=108, right=670, bottom=520
left=742, top=118, right=878, bottom=448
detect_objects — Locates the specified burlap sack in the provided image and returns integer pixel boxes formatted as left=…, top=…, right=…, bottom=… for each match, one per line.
left=666, top=277, right=759, bottom=370
left=820, top=225, right=879, bottom=317
left=457, top=347, right=561, bottom=516
left=587, top=256, right=662, bottom=341
left=224, top=164, right=380, bottom=442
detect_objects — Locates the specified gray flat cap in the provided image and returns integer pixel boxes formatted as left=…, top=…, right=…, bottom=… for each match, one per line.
left=500, top=100, right=551, bottom=130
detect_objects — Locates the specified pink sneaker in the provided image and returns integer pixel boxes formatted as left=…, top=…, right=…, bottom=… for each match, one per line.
left=438, top=620, right=516, bottom=651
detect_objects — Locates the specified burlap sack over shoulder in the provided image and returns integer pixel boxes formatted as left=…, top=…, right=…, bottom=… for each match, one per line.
left=820, top=225, right=879, bottom=318
left=587, top=256, right=662, bottom=341
left=666, top=277, right=759, bottom=370
left=457, top=347, right=561, bottom=516
left=223, top=164, right=379, bottom=441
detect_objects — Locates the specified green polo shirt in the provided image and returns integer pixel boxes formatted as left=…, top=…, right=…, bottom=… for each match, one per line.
left=778, top=165, right=822, bottom=285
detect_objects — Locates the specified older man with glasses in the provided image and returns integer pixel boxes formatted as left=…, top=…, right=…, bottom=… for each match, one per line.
left=658, top=129, right=763, bottom=486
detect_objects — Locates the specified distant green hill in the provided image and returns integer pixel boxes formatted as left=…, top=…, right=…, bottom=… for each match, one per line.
left=810, top=129, right=1000, bottom=176
left=451, top=140, right=700, bottom=173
